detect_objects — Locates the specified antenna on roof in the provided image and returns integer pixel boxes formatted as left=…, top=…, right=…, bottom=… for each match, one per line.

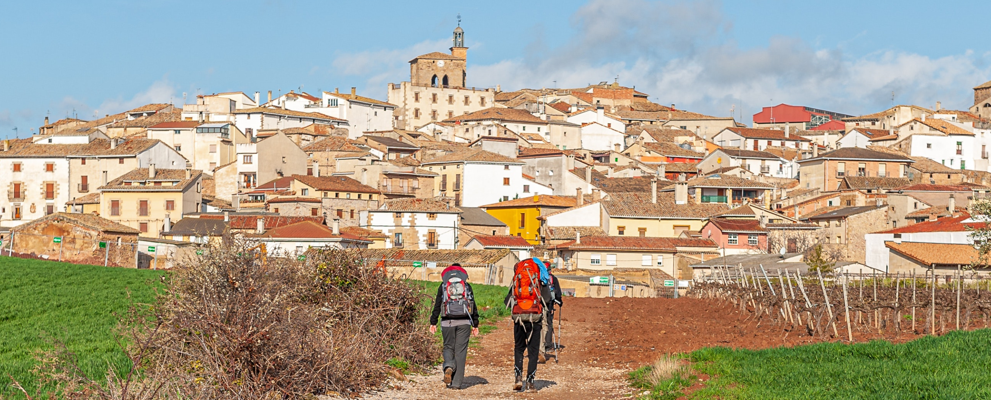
left=457, top=13, right=461, bottom=26
left=12, top=127, right=18, bottom=139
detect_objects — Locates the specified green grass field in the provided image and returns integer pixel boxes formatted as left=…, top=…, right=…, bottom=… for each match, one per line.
left=0, top=257, right=164, bottom=397
left=682, top=329, right=991, bottom=399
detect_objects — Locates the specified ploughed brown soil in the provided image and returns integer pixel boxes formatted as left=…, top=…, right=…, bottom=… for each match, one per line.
left=358, top=296, right=929, bottom=399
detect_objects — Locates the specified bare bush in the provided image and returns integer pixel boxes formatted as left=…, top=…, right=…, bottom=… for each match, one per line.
left=33, top=240, right=438, bottom=399
left=648, top=355, right=686, bottom=385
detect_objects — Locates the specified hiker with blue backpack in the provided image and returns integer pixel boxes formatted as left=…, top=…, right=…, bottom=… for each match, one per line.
left=504, top=257, right=550, bottom=392
left=429, top=263, right=480, bottom=390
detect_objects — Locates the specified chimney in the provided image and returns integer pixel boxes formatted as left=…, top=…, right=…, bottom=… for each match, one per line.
left=675, top=181, right=688, bottom=205
left=585, top=167, right=591, bottom=184
left=794, top=205, right=800, bottom=219
left=2, top=140, right=8, bottom=152
left=813, top=144, right=819, bottom=158
left=785, top=124, right=790, bottom=138
left=658, top=163, right=666, bottom=179
left=936, top=101, right=942, bottom=111
left=254, top=91, right=260, bottom=105
left=334, top=88, right=339, bottom=94
left=332, top=218, right=340, bottom=235
left=948, top=194, right=956, bottom=214
left=576, top=187, right=584, bottom=206
left=44, top=116, right=49, bottom=125
left=592, top=189, right=601, bottom=202
left=922, top=114, right=926, bottom=122
left=148, top=163, right=156, bottom=179
left=596, top=105, right=604, bottom=122
left=163, top=213, right=171, bottom=232
left=351, top=87, right=356, bottom=96
left=575, top=230, right=581, bottom=244
left=312, top=160, right=320, bottom=177
left=224, top=211, right=230, bottom=222
left=185, top=167, right=191, bottom=179
left=267, top=90, right=272, bottom=103
left=651, top=176, right=658, bottom=204
left=110, top=138, right=118, bottom=150
left=759, top=215, right=766, bottom=228
left=257, top=217, right=265, bottom=234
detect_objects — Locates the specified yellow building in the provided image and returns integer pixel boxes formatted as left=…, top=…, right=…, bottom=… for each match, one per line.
left=98, top=166, right=203, bottom=237
left=480, top=195, right=582, bottom=244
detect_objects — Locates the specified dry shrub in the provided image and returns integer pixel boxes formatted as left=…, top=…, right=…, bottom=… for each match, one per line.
left=32, top=239, right=438, bottom=399
left=648, top=355, right=686, bottom=386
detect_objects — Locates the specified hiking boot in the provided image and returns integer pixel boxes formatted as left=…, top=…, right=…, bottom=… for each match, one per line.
left=526, top=376, right=537, bottom=392
left=513, top=374, right=523, bottom=391
left=538, top=353, right=547, bottom=363
left=443, top=367, right=454, bottom=385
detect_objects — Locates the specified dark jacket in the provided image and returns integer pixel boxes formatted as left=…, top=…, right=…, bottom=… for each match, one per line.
left=541, top=274, right=563, bottom=307
left=430, top=282, right=480, bottom=328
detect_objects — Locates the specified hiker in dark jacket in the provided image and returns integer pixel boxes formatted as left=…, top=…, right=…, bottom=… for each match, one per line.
left=429, top=264, right=480, bottom=390
left=504, top=280, right=544, bottom=391
left=539, top=272, right=563, bottom=363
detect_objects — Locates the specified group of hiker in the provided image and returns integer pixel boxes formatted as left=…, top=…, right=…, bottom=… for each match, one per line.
left=428, top=258, right=563, bottom=392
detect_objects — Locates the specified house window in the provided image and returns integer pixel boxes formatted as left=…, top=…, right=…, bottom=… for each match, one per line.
left=243, top=155, right=253, bottom=164
left=13, top=205, right=21, bottom=220
left=523, top=185, right=530, bottom=193
left=394, top=212, right=403, bottom=219
left=590, top=254, right=601, bottom=265
left=139, top=200, right=149, bottom=216
left=728, top=233, right=738, bottom=245
left=431, top=110, right=438, bottom=121
left=427, top=231, right=438, bottom=248
left=12, top=163, right=21, bottom=172
left=140, top=222, right=148, bottom=233
left=836, top=235, right=842, bottom=244
left=414, top=93, right=420, bottom=102
left=311, top=208, right=318, bottom=216
left=350, top=209, right=355, bottom=218
left=464, top=96, right=470, bottom=105
left=165, top=200, right=175, bottom=211
left=480, top=97, right=486, bottom=107
left=428, top=213, right=437, bottom=220
left=748, top=235, right=758, bottom=246
left=878, top=163, right=886, bottom=177
left=44, top=183, right=54, bottom=200
left=642, top=255, right=652, bottom=266
left=927, top=143, right=932, bottom=149
left=606, top=254, right=617, bottom=266
left=337, top=209, right=344, bottom=218
left=639, top=227, right=647, bottom=237
left=45, top=163, right=54, bottom=172
left=414, top=108, right=421, bottom=118
left=119, top=158, right=124, bottom=164
left=175, top=145, right=182, bottom=152
left=329, top=98, right=338, bottom=107
left=301, top=188, right=309, bottom=196
left=504, top=164, right=510, bottom=170
left=503, top=177, right=510, bottom=185
left=394, top=233, right=403, bottom=247
left=273, top=207, right=279, bottom=213
left=447, top=95, right=454, bottom=105
left=111, top=200, right=120, bottom=216
left=80, top=158, right=86, bottom=165
left=957, top=142, right=963, bottom=155
left=519, top=212, right=526, bottom=229
left=346, top=193, right=351, bottom=199
left=617, top=226, right=625, bottom=235
left=836, top=162, right=845, bottom=177
left=46, top=205, right=54, bottom=215
left=431, top=93, right=438, bottom=104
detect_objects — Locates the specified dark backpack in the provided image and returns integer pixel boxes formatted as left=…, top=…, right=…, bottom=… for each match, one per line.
left=441, top=266, right=473, bottom=318
left=511, top=258, right=543, bottom=315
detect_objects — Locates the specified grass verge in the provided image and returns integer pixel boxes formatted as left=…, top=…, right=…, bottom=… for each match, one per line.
left=688, top=329, right=991, bottom=399
left=629, top=355, right=695, bottom=400
left=0, top=257, right=165, bottom=397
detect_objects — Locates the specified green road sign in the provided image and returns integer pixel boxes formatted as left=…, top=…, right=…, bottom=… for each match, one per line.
left=589, top=276, right=609, bottom=285
left=297, top=255, right=306, bottom=261
left=196, top=250, right=204, bottom=255
left=99, top=242, right=106, bottom=249
left=148, top=246, right=156, bottom=252
left=663, top=280, right=675, bottom=287
left=53, top=237, right=62, bottom=244
left=412, top=261, right=423, bottom=268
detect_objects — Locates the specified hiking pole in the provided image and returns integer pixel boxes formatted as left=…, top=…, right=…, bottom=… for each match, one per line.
left=555, top=303, right=561, bottom=363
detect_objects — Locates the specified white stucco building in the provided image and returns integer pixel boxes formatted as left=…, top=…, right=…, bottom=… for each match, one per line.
left=421, top=149, right=554, bottom=207
left=361, top=198, right=462, bottom=250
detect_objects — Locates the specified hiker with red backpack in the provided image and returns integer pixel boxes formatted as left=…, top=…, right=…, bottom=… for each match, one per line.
left=504, top=257, right=550, bottom=392
left=429, top=263, right=480, bottom=390
left=539, top=270, right=563, bottom=363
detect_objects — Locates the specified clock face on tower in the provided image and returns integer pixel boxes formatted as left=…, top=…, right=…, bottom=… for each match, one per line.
left=438, top=60, right=445, bottom=67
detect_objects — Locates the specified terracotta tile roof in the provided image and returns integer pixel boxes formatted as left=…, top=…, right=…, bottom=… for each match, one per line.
left=128, top=103, right=172, bottom=113
left=340, top=226, right=388, bottom=239
left=801, top=147, right=915, bottom=162
left=233, top=107, right=344, bottom=121
left=324, top=91, right=395, bottom=107
left=109, top=109, right=182, bottom=129
left=661, top=162, right=699, bottom=173
left=900, top=118, right=974, bottom=136
left=254, top=176, right=296, bottom=191
left=460, top=207, right=507, bottom=227
left=0, top=138, right=162, bottom=158
left=99, top=168, right=202, bottom=192
left=410, top=51, right=463, bottom=61
left=908, top=156, right=960, bottom=174
left=766, top=222, right=820, bottom=229
left=266, top=197, right=322, bottom=204
left=518, top=148, right=565, bottom=158
left=869, top=134, right=899, bottom=142
left=199, top=214, right=324, bottom=230
left=13, top=212, right=139, bottom=234
left=555, top=236, right=718, bottom=251
left=442, top=107, right=545, bottom=124
left=707, top=218, right=768, bottom=233
left=885, top=242, right=981, bottom=266
left=422, top=148, right=520, bottom=165
left=895, top=184, right=981, bottom=192
left=469, top=235, right=533, bottom=248
left=716, top=204, right=756, bottom=217
left=549, top=102, right=571, bottom=113
left=763, top=146, right=801, bottom=160
left=842, top=105, right=933, bottom=121
left=904, top=206, right=966, bottom=219
left=67, top=192, right=101, bottom=205
left=253, top=220, right=366, bottom=241
left=840, top=176, right=912, bottom=190
left=805, top=205, right=884, bottom=220
left=644, top=142, right=704, bottom=158
left=724, top=127, right=811, bottom=142
left=169, top=218, right=228, bottom=236
left=638, top=127, right=698, bottom=143
left=672, top=174, right=773, bottom=189
left=877, top=213, right=986, bottom=234
left=280, top=124, right=336, bottom=136
left=603, top=192, right=729, bottom=218
left=481, top=195, right=582, bottom=209
left=715, top=149, right=782, bottom=160
left=378, top=198, right=461, bottom=213
left=284, top=91, right=321, bottom=103
left=850, top=128, right=894, bottom=138
left=149, top=121, right=201, bottom=129
left=293, top=175, right=379, bottom=194
left=361, top=248, right=513, bottom=265
left=545, top=226, right=607, bottom=240
left=365, top=135, right=420, bottom=149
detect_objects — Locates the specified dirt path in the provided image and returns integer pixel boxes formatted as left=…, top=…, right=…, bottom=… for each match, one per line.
left=361, top=296, right=913, bottom=399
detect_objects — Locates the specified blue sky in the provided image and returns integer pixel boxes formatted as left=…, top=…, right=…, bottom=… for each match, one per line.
left=1, top=0, right=989, bottom=139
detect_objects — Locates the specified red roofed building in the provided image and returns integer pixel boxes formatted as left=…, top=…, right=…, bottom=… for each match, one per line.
left=864, top=212, right=990, bottom=272
left=554, top=235, right=718, bottom=277
left=250, top=220, right=370, bottom=256
left=753, top=104, right=852, bottom=131
left=700, top=218, right=769, bottom=255
left=712, top=127, right=812, bottom=152
left=464, top=234, right=534, bottom=259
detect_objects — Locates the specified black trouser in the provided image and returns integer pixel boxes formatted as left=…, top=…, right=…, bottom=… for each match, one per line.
left=542, top=305, right=556, bottom=353
left=513, top=318, right=542, bottom=381
left=442, top=324, right=471, bottom=388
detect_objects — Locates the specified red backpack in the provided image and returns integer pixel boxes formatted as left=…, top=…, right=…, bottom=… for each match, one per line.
left=511, top=258, right=543, bottom=315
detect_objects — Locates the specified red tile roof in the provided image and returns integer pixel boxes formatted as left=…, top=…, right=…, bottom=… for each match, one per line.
left=469, top=235, right=533, bottom=248
left=895, top=184, right=981, bottom=192
left=480, top=195, right=581, bottom=209
left=706, top=218, right=768, bottom=233
left=200, top=214, right=324, bottom=230
left=724, top=127, right=811, bottom=142
left=293, top=175, right=380, bottom=194
left=443, top=107, right=545, bottom=124
left=555, top=236, right=717, bottom=251
left=149, top=121, right=201, bottom=129
left=266, top=197, right=322, bottom=204
left=885, top=242, right=981, bottom=266
left=876, top=213, right=985, bottom=234
left=258, top=220, right=365, bottom=240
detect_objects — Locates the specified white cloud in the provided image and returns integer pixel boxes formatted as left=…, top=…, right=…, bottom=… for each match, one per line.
left=331, top=38, right=451, bottom=92
left=96, top=78, right=177, bottom=116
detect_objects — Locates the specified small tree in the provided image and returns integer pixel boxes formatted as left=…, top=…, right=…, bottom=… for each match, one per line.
left=805, top=244, right=835, bottom=274
left=968, top=199, right=991, bottom=270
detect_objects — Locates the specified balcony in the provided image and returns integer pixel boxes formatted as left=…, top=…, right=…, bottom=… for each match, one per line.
left=701, top=195, right=727, bottom=203
left=759, top=166, right=770, bottom=174
left=78, top=183, right=89, bottom=193
left=380, top=182, right=419, bottom=195
left=983, top=151, right=988, bottom=159
left=7, top=189, right=25, bottom=202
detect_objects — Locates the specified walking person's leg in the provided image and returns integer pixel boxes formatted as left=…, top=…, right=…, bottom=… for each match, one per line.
left=441, top=325, right=457, bottom=385
left=525, top=320, right=543, bottom=390
left=544, top=306, right=555, bottom=354
left=451, top=324, right=470, bottom=388
left=513, top=320, right=526, bottom=391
